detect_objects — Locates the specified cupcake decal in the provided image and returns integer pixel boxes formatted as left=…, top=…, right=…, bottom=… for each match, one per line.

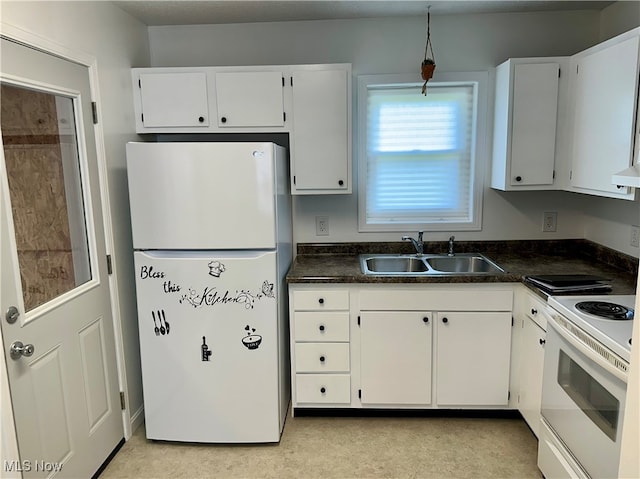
left=242, top=325, right=262, bottom=350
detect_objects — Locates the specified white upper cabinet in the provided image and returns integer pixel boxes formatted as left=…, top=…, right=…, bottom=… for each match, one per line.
left=568, top=31, right=639, bottom=200
left=131, top=64, right=352, bottom=195
left=290, top=68, right=351, bottom=194
left=214, top=71, right=284, bottom=128
left=138, top=71, right=210, bottom=128
left=491, top=28, right=640, bottom=199
left=492, top=59, right=564, bottom=191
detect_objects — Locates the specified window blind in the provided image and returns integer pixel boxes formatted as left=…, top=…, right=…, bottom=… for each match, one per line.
left=365, top=83, right=476, bottom=225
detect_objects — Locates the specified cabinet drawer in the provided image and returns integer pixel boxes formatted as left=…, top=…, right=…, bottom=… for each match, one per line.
left=294, top=312, right=350, bottom=342
left=292, top=290, right=349, bottom=311
left=295, top=374, right=351, bottom=404
left=294, top=343, right=350, bottom=372
left=524, top=294, right=549, bottom=331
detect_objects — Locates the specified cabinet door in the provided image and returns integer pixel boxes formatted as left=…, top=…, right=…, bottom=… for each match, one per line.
left=360, top=312, right=432, bottom=405
left=436, top=312, right=512, bottom=406
left=215, top=71, right=284, bottom=127
left=291, top=69, right=350, bottom=193
left=518, top=316, right=546, bottom=438
left=570, top=35, right=639, bottom=196
left=510, top=63, right=559, bottom=186
left=139, top=72, right=209, bottom=128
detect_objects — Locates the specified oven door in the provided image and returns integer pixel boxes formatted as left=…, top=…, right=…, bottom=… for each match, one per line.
left=541, top=316, right=627, bottom=479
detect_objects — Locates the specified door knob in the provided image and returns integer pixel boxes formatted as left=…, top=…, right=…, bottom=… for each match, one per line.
left=10, top=341, right=34, bottom=360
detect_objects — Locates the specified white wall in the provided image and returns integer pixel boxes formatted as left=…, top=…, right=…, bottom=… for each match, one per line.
left=0, top=0, right=149, bottom=445
left=145, top=9, right=640, bottom=255
left=600, top=0, right=640, bottom=41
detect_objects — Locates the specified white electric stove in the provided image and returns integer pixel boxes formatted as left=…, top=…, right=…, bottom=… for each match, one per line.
left=548, top=294, right=635, bottom=363
left=540, top=294, right=635, bottom=479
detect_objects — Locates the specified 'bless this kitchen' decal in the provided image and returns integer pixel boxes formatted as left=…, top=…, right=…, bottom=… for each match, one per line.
left=138, top=261, right=276, bottom=310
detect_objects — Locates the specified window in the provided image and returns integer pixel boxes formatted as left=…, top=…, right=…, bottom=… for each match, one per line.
left=357, top=72, right=487, bottom=232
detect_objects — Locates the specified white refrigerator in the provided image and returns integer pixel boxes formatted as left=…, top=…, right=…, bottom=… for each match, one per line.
left=126, top=142, right=292, bottom=443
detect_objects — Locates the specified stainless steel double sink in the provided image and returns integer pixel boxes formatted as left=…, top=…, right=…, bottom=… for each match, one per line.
left=360, top=253, right=504, bottom=276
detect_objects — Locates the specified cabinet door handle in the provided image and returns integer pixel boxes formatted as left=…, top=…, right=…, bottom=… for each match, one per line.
left=442, top=317, right=449, bottom=324
left=338, top=179, right=344, bottom=186
left=198, top=116, right=205, bottom=123
left=539, top=338, right=546, bottom=346
left=515, top=175, right=522, bottom=182
left=531, top=308, right=538, bottom=315
left=423, top=317, right=429, bottom=323
left=220, top=116, right=227, bottom=123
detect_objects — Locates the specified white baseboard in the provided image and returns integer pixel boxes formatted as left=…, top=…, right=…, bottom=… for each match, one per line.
left=129, top=405, right=145, bottom=438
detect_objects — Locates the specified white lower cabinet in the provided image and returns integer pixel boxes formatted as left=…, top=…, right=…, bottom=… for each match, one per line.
left=360, top=312, right=432, bottom=405
left=289, top=284, right=515, bottom=411
left=436, top=311, right=512, bottom=406
left=295, top=374, right=351, bottom=404
left=295, top=343, right=350, bottom=372
left=290, top=287, right=351, bottom=407
left=516, top=288, right=549, bottom=437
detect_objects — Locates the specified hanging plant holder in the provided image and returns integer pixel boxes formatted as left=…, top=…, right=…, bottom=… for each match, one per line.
left=421, top=7, right=436, bottom=95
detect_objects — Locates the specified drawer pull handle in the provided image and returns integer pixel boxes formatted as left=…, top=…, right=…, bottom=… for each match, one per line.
left=320, top=387, right=326, bottom=394
left=319, top=325, right=325, bottom=331
left=319, top=356, right=326, bottom=363
left=318, top=298, right=325, bottom=305
left=531, top=308, right=538, bottom=315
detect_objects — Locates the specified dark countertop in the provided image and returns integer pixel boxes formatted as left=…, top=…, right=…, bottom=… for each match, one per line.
left=286, top=240, right=638, bottom=298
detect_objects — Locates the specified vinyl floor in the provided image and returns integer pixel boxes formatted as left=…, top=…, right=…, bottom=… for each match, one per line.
left=99, top=413, right=542, bottom=479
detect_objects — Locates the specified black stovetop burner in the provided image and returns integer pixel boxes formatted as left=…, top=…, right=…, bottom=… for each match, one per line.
left=575, top=301, right=635, bottom=320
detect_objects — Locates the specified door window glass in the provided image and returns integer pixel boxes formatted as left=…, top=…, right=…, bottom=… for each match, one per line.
left=1, top=83, right=91, bottom=312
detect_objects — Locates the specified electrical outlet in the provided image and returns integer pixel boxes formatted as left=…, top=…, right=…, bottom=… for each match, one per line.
left=316, top=216, right=329, bottom=236
left=542, top=212, right=557, bottom=232
left=631, top=225, right=640, bottom=248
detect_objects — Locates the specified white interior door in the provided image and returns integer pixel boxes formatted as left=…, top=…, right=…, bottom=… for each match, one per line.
left=0, top=38, right=123, bottom=477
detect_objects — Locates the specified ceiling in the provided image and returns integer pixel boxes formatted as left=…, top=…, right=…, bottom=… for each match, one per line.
left=113, top=1, right=615, bottom=26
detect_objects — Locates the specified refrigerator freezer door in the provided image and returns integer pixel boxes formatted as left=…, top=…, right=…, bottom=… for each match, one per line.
left=127, top=142, right=278, bottom=250
left=134, top=250, right=284, bottom=443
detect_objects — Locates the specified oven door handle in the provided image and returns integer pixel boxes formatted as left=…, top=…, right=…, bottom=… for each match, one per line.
left=549, top=314, right=628, bottom=383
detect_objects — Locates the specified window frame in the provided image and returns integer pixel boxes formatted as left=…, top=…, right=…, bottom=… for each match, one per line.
left=357, top=72, right=488, bottom=233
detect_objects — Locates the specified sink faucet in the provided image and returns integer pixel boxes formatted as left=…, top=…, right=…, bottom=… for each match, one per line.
left=402, top=231, right=424, bottom=255
left=448, top=235, right=455, bottom=256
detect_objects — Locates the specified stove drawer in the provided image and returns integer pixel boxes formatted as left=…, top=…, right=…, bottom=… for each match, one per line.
left=538, top=419, right=588, bottom=479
